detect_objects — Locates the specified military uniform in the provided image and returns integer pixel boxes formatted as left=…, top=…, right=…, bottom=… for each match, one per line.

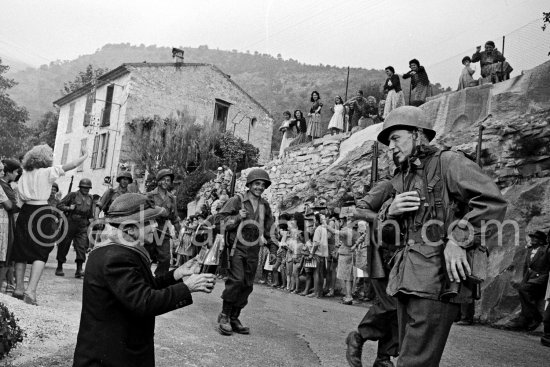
left=376, top=107, right=507, bottom=367
left=215, top=169, right=277, bottom=336
left=98, top=187, right=128, bottom=215
left=97, top=171, right=134, bottom=215
left=379, top=146, right=507, bottom=367
left=56, top=190, right=94, bottom=275
left=146, top=187, right=178, bottom=277
left=346, top=178, right=398, bottom=367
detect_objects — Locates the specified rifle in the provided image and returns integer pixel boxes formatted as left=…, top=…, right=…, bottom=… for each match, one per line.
left=67, top=175, right=74, bottom=194
left=476, top=114, right=492, bottom=168
left=370, top=142, right=379, bottom=188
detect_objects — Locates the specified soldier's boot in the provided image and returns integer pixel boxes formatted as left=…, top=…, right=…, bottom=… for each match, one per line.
left=345, top=331, right=365, bottom=367
left=230, top=308, right=250, bottom=334
left=55, top=262, right=64, bottom=277
left=75, top=261, right=84, bottom=279
left=373, top=356, right=394, bottom=367
left=217, top=313, right=233, bottom=336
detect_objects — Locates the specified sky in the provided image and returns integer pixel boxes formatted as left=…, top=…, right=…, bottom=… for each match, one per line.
left=0, top=0, right=548, bottom=81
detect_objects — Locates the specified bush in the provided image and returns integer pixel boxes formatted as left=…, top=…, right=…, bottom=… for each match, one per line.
left=214, top=132, right=259, bottom=172
left=175, top=170, right=216, bottom=214
left=0, top=302, right=24, bottom=360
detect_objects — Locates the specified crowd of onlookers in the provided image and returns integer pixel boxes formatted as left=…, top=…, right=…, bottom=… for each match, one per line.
left=279, top=41, right=513, bottom=159
left=175, top=199, right=377, bottom=305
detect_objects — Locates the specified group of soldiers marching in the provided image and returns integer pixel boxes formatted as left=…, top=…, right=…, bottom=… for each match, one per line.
left=51, top=169, right=179, bottom=279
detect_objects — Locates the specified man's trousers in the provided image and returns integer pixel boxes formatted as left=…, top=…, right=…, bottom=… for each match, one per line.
left=357, top=278, right=399, bottom=359
left=396, top=295, right=459, bottom=367
left=222, top=245, right=260, bottom=310
left=56, top=219, right=88, bottom=264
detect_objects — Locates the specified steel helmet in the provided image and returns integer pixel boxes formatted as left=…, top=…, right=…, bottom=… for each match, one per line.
left=51, top=182, right=59, bottom=191
left=246, top=168, right=271, bottom=189
left=156, top=168, right=175, bottom=182
left=116, top=171, right=133, bottom=184
left=377, top=106, right=436, bottom=146
left=78, top=178, right=92, bottom=188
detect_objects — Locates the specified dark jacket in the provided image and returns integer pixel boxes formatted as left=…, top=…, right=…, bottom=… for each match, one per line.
left=73, top=244, right=193, bottom=367
left=58, top=190, right=94, bottom=220
left=147, top=187, right=179, bottom=234
left=384, top=74, right=402, bottom=93
left=215, top=191, right=277, bottom=255
left=355, top=179, right=394, bottom=278
left=523, top=244, right=550, bottom=286
left=379, top=146, right=507, bottom=302
left=471, top=49, right=506, bottom=68
left=403, top=66, right=430, bottom=89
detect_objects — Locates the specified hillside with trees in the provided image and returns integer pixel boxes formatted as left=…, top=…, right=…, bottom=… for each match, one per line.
left=4, top=43, right=451, bottom=154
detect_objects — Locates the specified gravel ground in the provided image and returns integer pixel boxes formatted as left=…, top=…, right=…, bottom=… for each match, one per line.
left=0, top=261, right=82, bottom=367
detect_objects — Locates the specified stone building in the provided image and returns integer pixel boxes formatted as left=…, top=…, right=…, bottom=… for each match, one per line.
left=52, top=62, right=273, bottom=196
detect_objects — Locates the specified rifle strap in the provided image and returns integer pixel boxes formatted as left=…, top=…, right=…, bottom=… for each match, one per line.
left=229, top=193, right=245, bottom=258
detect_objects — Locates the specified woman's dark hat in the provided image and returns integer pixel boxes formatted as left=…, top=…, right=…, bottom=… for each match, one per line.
left=106, top=193, right=165, bottom=224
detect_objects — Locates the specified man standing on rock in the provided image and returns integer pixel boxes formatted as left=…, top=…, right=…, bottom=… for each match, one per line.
left=215, top=168, right=277, bottom=336
left=345, top=178, right=397, bottom=367
left=55, top=178, right=95, bottom=278
left=375, top=106, right=507, bottom=367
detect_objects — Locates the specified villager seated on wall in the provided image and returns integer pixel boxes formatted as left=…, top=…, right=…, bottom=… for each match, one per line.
left=471, top=41, right=513, bottom=84
left=457, top=56, right=480, bottom=90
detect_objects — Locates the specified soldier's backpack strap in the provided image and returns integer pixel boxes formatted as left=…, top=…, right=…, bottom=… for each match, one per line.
left=229, top=193, right=245, bottom=258
left=424, top=148, right=449, bottom=234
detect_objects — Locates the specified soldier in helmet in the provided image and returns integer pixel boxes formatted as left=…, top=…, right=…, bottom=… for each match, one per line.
left=145, top=169, right=179, bottom=277
left=56, top=178, right=95, bottom=278
left=96, top=171, right=133, bottom=217
left=215, top=168, right=277, bottom=336
left=370, top=106, right=507, bottom=366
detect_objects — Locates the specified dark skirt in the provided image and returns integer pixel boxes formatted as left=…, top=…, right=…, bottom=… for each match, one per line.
left=12, top=204, right=56, bottom=264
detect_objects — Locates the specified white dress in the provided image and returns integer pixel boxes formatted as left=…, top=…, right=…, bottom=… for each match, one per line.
left=328, top=104, right=345, bottom=131
left=0, top=186, right=10, bottom=262
left=279, top=119, right=294, bottom=158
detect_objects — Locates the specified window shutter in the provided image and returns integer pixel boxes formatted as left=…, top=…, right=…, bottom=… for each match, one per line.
left=67, top=102, right=75, bottom=133
left=83, top=93, right=94, bottom=126
left=100, top=133, right=110, bottom=168
left=61, top=143, right=70, bottom=165
left=77, top=138, right=87, bottom=172
left=101, top=85, right=114, bottom=127
left=91, top=135, right=100, bottom=168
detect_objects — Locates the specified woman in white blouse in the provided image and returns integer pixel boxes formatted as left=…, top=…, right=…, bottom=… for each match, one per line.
left=12, top=145, right=87, bottom=305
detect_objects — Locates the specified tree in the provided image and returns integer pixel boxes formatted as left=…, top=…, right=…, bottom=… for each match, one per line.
left=0, top=58, right=29, bottom=158
left=62, top=64, right=109, bottom=95
left=543, top=11, right=550, bottom=55
left=27, top=110, right=59, bottom=149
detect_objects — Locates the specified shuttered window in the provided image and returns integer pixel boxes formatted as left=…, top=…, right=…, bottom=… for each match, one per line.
left=90, top=135, right=100, bottom=168
left=101, top=85, right=114, bottom=127
left=99, top=133, right=110, bottom=168
left=77, top=138, right=87, bottom=172
left=61, top=143, right=70, bottom=165
left=66, top=102, right=75, bottom=133
left=90, top=133, right=109, bottom=169
left=83, top=92, right=94, bottom=127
